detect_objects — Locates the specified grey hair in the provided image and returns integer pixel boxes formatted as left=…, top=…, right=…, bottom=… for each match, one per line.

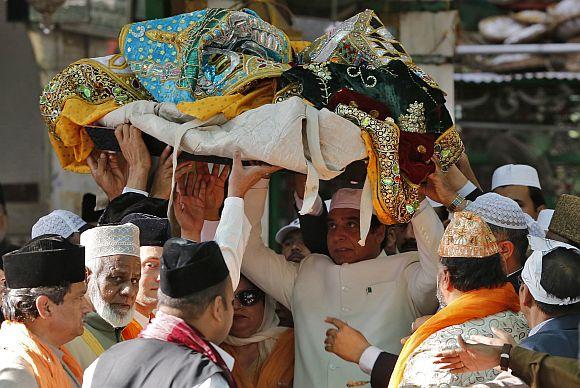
left=2, top=283, right=71, bottom=323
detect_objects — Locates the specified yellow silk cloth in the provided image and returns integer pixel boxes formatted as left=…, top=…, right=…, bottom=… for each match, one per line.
left=0, top=321, right=83, bottom=388
left=221, top=328, right=295, bottom=388
left=51, top=98, right=119, bottom=173
left=290, top=40, right=311, bottom=53
left=177, top=80, right=277, bottom=121
left=389, top=283, right=520, bottom=388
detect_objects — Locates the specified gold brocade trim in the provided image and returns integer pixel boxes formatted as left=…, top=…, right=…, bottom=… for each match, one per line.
left=434, top=126, right=464, bottom=172
left=335, top=104, right=420, bottom=225
left=273, top=82, right=303, bottom=103
left=398, top=101, right=426, bottom=133
left=439, top=211, right=499, bottom=258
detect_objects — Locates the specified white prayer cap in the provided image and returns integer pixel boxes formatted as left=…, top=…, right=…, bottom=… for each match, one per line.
left=329, top=188, right=362, bottom=212
left=80, top=223, right=140, bottom=262
left=275, top=218, right=301, bottom=244
left=537, top=209, right=554, bottom=231
left=522, top=236, right=580, bottom=305
left=31, top=210, right=87, bottom=239
left=466, top=193, right=528, bottom=230
left=491, top=164, right=541, bottom=190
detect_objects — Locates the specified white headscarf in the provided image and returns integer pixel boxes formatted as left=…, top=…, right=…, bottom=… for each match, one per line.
left=522, top=236, right=580, bottom=305
left=224, top=293, right=287, bottom=360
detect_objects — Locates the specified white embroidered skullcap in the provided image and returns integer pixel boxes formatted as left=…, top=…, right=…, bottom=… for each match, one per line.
left=466, top=193, right=528, bottom=230
left=80, top=223, right=140, bottom=262
left=275, top=218, right=301, bottom=244
left=537, top=209, right=554, bottom=231
left=31, top=210, right=87, bottom=239
left=491, top=164, right=541, bottom=190
left=522, top=236, right=580, bottom=305
left=330, top=188, right=362, bottom=212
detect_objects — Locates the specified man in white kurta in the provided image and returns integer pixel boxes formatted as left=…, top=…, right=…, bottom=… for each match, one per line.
left=236, top=181, right=443, bottom=387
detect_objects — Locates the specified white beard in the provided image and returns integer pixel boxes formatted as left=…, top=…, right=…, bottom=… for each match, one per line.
left=88, top=279, right=135, bottom=328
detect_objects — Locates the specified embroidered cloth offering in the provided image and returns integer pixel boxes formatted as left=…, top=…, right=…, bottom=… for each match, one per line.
left=41, top=8, right=464, bottom=227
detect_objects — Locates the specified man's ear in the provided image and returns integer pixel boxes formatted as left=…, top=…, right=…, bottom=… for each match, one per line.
left=373, top=225, right=386, bottom=246
left=35, top=295, right=52, bottom=319
left=521, top=284, right=534, bottom=308
left=211, top=296, right=225, bottom=322
left=497, top=241, right=515, bottom=262
left=442, top=269, right=453, bottom=292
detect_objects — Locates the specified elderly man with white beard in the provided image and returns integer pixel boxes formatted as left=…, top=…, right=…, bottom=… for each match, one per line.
left=65, top=223, right=141, bottom=370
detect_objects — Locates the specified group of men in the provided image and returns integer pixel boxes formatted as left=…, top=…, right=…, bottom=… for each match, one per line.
left=0, top=123, right=579, bottom=388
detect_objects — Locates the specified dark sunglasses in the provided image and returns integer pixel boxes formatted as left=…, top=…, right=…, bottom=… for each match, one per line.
left=234, top=289, right=265, bottom=307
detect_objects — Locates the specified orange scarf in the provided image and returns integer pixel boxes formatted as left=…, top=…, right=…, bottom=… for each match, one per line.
left=221, top=329, right=295, bottom=388
left=388, top=283, right=520, bottom=388
left=0, top=321, right=83, bottom=388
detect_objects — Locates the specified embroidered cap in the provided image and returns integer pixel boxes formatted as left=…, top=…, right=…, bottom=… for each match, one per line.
left=439, top=211, right=499, bottom=258
left=81, top=223, right=140, bottom=262
left=466, top=193, right=528, bottom=230
left=31, top=209, right=88, bottom=239
left=491, top=164, right=541, bottom=190
left=548, top=194, right=580, bottom=247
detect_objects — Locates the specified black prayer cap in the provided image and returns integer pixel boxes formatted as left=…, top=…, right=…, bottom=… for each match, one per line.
left=98, top=193, right=168, bottom=225
left=160, top=238, right=229, bottom=298
left=2, top=235, right=86, bottom=289
left=120, top=213, right=171, bottom=247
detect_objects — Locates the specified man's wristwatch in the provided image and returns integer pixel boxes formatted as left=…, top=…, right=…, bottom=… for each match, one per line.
left=446, top=194, right=467, bottom=213
left=499, top=343, right=512, bottom=371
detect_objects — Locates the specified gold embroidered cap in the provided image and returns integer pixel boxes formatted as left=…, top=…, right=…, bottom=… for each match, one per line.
left=439, top=211, right=500, bottom=258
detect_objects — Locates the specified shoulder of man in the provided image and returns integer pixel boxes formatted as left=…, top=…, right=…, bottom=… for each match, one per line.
left=0, top=349, right=38, bottom=387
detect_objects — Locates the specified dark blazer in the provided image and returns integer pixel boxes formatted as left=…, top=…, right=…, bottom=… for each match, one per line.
left=520, top=313, right=580, bottom=358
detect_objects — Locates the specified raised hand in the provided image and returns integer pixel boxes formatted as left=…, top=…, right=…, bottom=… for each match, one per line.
left=115, top=124, right=151, bottom=191
left=87, top=151, right=127, bottom=201
left=227, top=151, right=281, bottom=198
left=324, top=317, right=371, bottom=364
left=196, top=162, right=230, bottom=221
left=174, top=170, right=206, bottom=242
left=150, top=146, right=193, bottom=200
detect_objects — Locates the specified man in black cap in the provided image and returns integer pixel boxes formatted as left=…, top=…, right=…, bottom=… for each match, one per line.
left=82, top=152, right=279, bottom=387
left=0, top=235, right=91, bottom=387
left=120, top=213, right=171, bottom=332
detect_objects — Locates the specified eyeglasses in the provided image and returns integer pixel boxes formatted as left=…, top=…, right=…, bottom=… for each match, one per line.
left=234, top=289, right=265, bottom=307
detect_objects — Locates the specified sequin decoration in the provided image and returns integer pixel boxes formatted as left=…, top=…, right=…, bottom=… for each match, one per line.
left=434, top=126, right=464, bottom=172
left=39, top=55, right=153, bottom=142
left=398, top=101, right=426, bottom=133
left=335, top=103, right=420, bottom=224
left=119, top=8, right=292, bottom=103
left=298, top=9, right=441, bottom=90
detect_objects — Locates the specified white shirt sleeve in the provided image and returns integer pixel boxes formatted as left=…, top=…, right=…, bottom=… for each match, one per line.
left=193, top=374, right=230, bottom=388
left=122, top=187, right=149, bottom=197
left=406, top=199, right=445, bottom=314
left=293, top=192, right=324, bottom=216
left=358, top=345, right=384, bottom=375
left=214, top=197, right=251, bottom=291
left=201, top=220, right=220, bottom=242
left=240, top=180, right=299, bottom=310
left=0, top=355, right=39, bottom=388
left=457, top=181, right=477, bottom=198
left=81, top=359, right=97, bottom=388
